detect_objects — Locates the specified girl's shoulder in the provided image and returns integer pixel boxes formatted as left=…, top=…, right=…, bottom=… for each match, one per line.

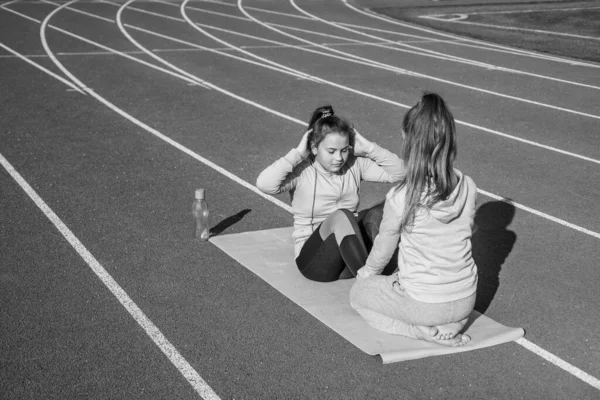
left=293, top=158, right=315, bottom=175
left=385, top=185, right=408, bottom=210
left=457, top=170, right=477, bottom=196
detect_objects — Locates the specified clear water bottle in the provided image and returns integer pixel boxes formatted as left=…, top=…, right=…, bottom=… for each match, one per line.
left=193, top=189, right=210, bottom=241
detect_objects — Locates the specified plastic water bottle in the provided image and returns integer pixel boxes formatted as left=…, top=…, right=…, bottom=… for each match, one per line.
left=193, top=189, right=210, bottom=241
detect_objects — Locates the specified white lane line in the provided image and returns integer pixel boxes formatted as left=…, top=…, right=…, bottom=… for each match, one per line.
left=114, top=0, right=600, bottom=167
left=39, top=0, right=600, bottom=169
left=40, top=0, right=93, bottom=91
left=12, top=2, right=600, bottom=390
left=153, top=0, right=600, bottom=95
left=342, top=1, right=600, bottom=69
left=0, top=152, right=222, bottom=400
left=478, top=189, right=600, bottom=240
left=108, top=0, right=404, bottom=63
left=56, top=50, right=145, bottom=55
left=195, top=0, right=314, bottom=20
left=195, top=0, right=600, bottom=68
left=160, top=0, right=600, bottom=87
left=65, top=0, right=318, bottom=83
left=0, top=53, right=50, bottom=58
left=29, top=0, right=600, bottom=243
left=419, top=15, right=600, bottom=41
left=265, top=19, right=600, bottom=91
left=516, top=338, right=600, bottom=390
left=446, top=5, right=600, bottom=16
left=180, top=0, right=313, bottom=80
left=12, top=1, right=212, bottom=89
left=238, top=2, right=600, bottom=164
left=287, top=0, right=600, bottom=101
left=14, top=0, right=600, bottom=247
left=301, top=0, right=600, bottom=80
left=0, top=41, right=85, bottom=92
left=18, top=0, right=294, bottom=210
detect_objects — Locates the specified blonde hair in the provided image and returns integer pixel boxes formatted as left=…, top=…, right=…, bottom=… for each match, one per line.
left=395, top=93, right=458, bottom=231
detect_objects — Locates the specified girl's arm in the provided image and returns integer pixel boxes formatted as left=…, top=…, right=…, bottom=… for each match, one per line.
left=256, top=129, right=312, bottom=194
left=256, top=148, right=304, bottom=195
left=359, top=144, right=405, bottom=183
left=357, top=194, right=403, bottom=279
left=353, top=130, right=404, bottom=183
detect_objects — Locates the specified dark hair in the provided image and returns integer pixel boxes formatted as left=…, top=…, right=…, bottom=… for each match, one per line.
left=395, top=93, right=458, bottom=231
left=305, top=105, right=355, bottom=158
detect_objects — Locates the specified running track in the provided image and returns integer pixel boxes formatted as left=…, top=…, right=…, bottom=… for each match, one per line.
left=1, top=0, right=599, bottom=398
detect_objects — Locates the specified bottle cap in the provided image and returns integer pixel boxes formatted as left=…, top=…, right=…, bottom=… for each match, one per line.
left=195, top=189, right=205, bottom=200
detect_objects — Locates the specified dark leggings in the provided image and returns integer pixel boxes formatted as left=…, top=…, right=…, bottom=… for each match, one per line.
left=295, top=206, right=386, bottom=282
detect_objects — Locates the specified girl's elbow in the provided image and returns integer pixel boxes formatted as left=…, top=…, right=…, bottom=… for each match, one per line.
left=256, top=176, right=278, bottom=194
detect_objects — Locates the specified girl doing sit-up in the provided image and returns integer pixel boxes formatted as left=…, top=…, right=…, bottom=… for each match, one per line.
left=256, top=105, right=404, bottom=282
left=350, top=93, right=478, bottom=346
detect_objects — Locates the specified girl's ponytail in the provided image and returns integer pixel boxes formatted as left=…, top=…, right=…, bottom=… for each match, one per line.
left=396, top=93, right=458, bottom=232
left=304, top=105, right=355, bottom=159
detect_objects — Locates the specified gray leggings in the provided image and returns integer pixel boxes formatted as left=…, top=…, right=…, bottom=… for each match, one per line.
left=350, top=274, right=476, bottom=337
left=295, top=209, right=368, bottom=282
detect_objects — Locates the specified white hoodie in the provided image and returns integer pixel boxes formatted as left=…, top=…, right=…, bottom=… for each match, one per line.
left=359, top=170, right=478, bottom=303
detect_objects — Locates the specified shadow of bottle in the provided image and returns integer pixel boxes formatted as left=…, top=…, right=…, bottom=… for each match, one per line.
left=472, top=201, right=517, bottom=313
left=209, top=209, right=252, bottom=237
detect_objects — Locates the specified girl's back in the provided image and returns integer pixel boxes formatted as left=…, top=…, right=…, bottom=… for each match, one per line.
left=392, top=170, right=478, bottom=304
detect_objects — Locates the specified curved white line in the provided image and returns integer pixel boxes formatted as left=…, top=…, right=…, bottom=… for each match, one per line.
left=39, top=0, right=90, bottom=92
left=28, top=0, right=600, bottom=167
left=180, top=0, right=314, bottom=80
left=341, top=0, right=600, bottom=69
left=31, top=0, right=600, bottom=242
left=37, top=3, right=220, bottom=398
left=192, top=0, right=599, bottom=68
left=151, top=0, right=600, bottom=95
left=30, top=1, right=600, bottom=391
left=420, top=15, right=600, bottom=41
left=192, top=0, right=600, bottom=70
left=287, top=0, right=600, bottom=116
left=236, top=1, right=600, bottom=165
left=0, top=41, right=85, bottom=92
left=268, top=16, right=600, bottom=91
left=335, top=22, right=585, bottom=63
left=171, top=0, right=600, bottom=89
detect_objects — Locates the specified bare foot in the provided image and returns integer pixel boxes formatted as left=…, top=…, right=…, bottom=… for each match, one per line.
left=432, top=317, right=469, bottom=341
left=412, top=325, right=463, bottom=347
left=453, top=333, right=471, bottom=347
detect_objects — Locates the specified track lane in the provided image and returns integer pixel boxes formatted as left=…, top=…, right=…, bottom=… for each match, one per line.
left=2, top=0, right=600, bottom=397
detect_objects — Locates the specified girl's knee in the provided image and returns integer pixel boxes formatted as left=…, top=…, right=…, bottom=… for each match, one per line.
left=321, top=209, right=357, bottom=237
left=349, top=279, right=368, bottom=309
left=330, top=209, right=355, bottom=225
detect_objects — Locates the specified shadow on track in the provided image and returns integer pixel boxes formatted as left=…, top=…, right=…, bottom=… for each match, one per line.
left=472, top=201, right=517, bottom=313
left=209, top=209, right=252, bottom=237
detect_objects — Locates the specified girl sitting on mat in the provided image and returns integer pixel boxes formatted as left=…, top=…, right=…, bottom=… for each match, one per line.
left=350, top=93, right=478, bottom=347
left=256, top=105, right=404, bottom=282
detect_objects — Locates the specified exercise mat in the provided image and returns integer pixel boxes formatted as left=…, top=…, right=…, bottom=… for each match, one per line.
left=210, top=227, right=524, bottom=363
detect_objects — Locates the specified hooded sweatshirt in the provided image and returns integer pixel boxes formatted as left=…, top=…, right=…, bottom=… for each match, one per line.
left=359, top=170, right=478, bottom=303
left=256, top=144, right=405, bottom=256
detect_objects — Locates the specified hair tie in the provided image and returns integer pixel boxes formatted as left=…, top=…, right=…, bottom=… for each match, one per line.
left=320, top=112, right=332, bottom=120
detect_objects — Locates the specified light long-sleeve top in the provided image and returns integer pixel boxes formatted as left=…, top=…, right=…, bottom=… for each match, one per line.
left=256, top=144, right=405, bottom=256
left=358, top=170, right=478, bottom=303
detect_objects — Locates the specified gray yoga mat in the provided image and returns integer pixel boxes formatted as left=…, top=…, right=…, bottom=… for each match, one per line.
left=210, top=227, right=524, bottom=363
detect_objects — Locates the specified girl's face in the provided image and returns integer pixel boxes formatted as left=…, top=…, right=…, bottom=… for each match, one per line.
left=313, top=132, right=350, bottom=173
